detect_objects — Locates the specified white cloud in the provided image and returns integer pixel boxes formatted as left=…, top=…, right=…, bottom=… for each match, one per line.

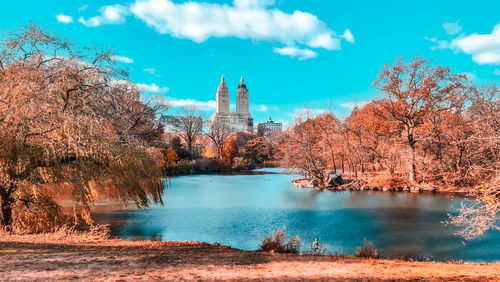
left=424, top=36, right=450, bottom=50
left=111, top=55, right=134, bottom=64
left=273, top=46, right=317, bottom=60
left=234, top=0, right=275, bottom=8
left=162, top=97, right=216, bottom=111
left=136, top=82, right=170, bottom=94
left=79, top=5, right=88, bottom=12
left=143, top=68, right=161, bottom=77
left=442, top=21, right=462, bottom=35
left=470, top=52, right=500, bottom=65
left=340, top=101, right=369, bottom=110
left=342, top=29, right=355, bottom=43
left=494, top=68, right=500, bottom=75
left=55, top=14, right=73, bottom=24
left=81, top=0, right=353, bottom=59
left=79, top=4, right=128, bottom=27
left=158, top=98, right=277, bottom=113
left=450, top=23, right=500, bottom=65
left=251, top=104, right=278, bottom=112
left=129, top=0, right=344, bottom=50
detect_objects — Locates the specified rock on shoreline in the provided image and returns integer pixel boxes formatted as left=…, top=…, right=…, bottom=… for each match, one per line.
left=291, top=178, right=469, bottom=194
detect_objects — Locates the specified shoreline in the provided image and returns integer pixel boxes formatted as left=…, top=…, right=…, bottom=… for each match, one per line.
left=292, top=178, right=473, bottom=195
left=0, top=233, right=498, bottom=281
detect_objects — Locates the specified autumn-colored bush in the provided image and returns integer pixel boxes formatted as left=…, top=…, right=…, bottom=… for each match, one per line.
left=232, top=157, right=253, bottom=170
left=260, top=227, right=301, bottom=254
left=355, top=239, right=379, bottom=258
left=222, top=139, right=239, bottom=165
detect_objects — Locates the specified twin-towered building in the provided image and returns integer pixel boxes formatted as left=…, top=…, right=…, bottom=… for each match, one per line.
left=210, top=75, right=254, bottom=132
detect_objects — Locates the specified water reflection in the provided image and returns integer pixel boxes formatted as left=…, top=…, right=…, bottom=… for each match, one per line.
left=94, top=170, right=500, bottom=262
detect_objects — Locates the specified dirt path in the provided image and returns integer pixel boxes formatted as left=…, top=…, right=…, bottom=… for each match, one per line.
left=0, top=233, right=498, bottom=281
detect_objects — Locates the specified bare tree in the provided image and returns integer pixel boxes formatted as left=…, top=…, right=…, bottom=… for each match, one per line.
left=447, top=85, right=499, bottom=239
left=316, top=112, right=341, bottom=172
left=205, top=120, right=231, bottom=159
left=281, top=113, right=327, bottom=181
left=168, top=106, right=203, bottom=158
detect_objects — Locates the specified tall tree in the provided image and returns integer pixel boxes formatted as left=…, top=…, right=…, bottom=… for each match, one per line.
left=205, top=120, right=231, bottom=159
left=0, top=24, right=166, bottom=230
left=281, top=113, right=327, bottom=181
left=373, top=56, right=471, bottom=182
left=316, top=112, right=341, bottom=172
left=168, top=106, right=203, bottom=158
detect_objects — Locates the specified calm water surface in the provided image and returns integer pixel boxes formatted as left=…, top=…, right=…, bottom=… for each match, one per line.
left=96, top=168, right=499, bottom=262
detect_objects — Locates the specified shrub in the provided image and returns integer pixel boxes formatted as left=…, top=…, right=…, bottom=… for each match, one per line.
left=232, top=157, right=253, bottom=170
left=355, top=238, right=379, bottom=258
left=287, top=235, right=301, bottom=254
left=260, top=227, right=301, bottom=254
left=309, top=238, right=327, bottom=255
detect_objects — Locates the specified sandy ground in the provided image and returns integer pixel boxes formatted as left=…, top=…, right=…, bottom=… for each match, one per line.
left=0, top=233, right=498, bottom=281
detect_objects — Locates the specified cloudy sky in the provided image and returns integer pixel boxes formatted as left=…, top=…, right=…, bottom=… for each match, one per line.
left=2, top=0, right=500, bottom=124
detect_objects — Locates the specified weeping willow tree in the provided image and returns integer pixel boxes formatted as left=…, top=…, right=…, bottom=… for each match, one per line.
left=0, top=24, right=167, bottom=232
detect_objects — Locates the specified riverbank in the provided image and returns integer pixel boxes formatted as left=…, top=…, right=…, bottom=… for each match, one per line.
left=163, top=159, right=280, bottom=177
left=292, top=172, right=473, bottom=195
left=0, top=233, right=498, bottom=281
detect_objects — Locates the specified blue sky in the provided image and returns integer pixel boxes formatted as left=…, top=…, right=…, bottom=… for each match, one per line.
left=1, top=0, right=499, bottom=124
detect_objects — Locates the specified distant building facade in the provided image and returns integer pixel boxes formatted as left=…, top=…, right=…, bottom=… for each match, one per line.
left=258, top=117, right=282, bottom=136
left=210, top=76, right=253, bottom=133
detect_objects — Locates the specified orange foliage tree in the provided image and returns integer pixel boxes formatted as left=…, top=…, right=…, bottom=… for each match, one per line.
left=372, top=56, right=472, bottom=182
left=280, top=56, right=498, bottom=239
left=222, top=139, right=239, bottom=166
left=0, top=25, right=166, bottom=231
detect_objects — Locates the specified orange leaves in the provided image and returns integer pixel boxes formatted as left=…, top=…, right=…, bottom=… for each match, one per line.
left=0, top=24, right=167, bottom=231
left=477, top=228, right=484, bottom=235
left=163, top=148, right=179, bottom=165
left=222, top=139, right=239, bottom=163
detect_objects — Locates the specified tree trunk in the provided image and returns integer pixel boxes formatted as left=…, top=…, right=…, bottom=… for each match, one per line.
left=341, top=155, right=345, bottom=174
left=409, top=140, right=416, bottom=182
left=331, top=151, right=337, bottom=172
left=187, top=140, right=193, bottom=158
left=0, top=186, right=14, bottom=229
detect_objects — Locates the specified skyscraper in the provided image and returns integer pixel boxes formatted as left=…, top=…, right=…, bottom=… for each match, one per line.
left=210, top=75, right=253, bottom=133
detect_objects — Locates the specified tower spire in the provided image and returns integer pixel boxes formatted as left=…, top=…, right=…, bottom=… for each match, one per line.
left=238, top=76, right=246, bottom=88
left=219, top=74, right=228, bottom=90
left=216, top=74, right=229, bottom=113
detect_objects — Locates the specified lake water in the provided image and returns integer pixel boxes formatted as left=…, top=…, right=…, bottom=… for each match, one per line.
left=95, top=168, right=499, bottom=262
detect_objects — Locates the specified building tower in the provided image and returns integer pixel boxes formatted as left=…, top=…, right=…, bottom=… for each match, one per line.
left=236, top=77, right=249, bottom=114
left=216, top=75, right=230, bottom=113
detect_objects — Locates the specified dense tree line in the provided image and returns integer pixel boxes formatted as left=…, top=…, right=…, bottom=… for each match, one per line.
left=281, top=56, right=499, bottom=239
left=164, top=114, right=281, bottom=175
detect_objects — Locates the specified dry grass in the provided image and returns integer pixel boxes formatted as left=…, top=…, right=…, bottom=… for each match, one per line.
left=0, top=232, right=498, bottom=281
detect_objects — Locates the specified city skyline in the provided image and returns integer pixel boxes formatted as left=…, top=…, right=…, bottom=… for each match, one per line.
left=1, top=0, right=499, bottom=125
